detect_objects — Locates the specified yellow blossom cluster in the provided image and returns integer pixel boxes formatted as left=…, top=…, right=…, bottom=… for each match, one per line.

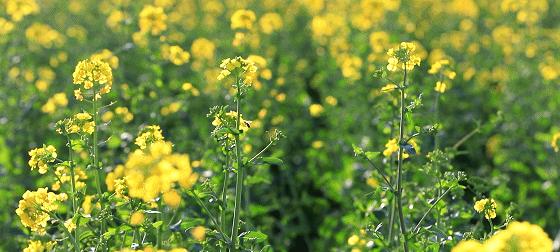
left=259, top=12, right=283, bottom=34
left=138, top=5, right=167, bottom=35
left=106, top=126, right=197, bottom=205
left=428, top=59, right=456, bottom=93
left=91, top=49, right=119, bottom=69
left=41, top=92, right=68, bottom=114
left=23, top=240, right=55, bottom=252
left=231, top=9, right=256, bottom=30
left=190, top=38, right=216, bottom=61
left=309, top=104, right=324, bottom=117
left=16, top=188, right=67, bottom=234
left=552, top=132, right=560, bottom=152
left=387, top=42, right=421, bottom=72
left=118, top=140, right=197, bottom=204
left=4, top=0, right=39, bottom=22
left=212, top=111, right=252, bottom=133
left=452, top=221, right=552, bottom=252
left=51, top=164, right=88, bottom=191
left=161, top=45, right=191, bottom=66
left=383, top=138, right=419, bottom=159
left=134, top=125, right=165, bottom=150
left=217, top=56, right=258, bottom=85
left=0, top=18, right=15, bottom=35
left=28, top=145, right=57, bottom=174
left=25, top=23, right=64, bottom=49
left=72, top=58, right=113, bottom=101
left=474, top=198, right=497, bottom=219
left=56, top=112, right=96, bottom=135
left=347, top=229, right=373, bottom=251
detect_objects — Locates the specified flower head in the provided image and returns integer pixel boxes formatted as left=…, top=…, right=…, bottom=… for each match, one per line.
left=161, top=45, right=190, bottom=65
left=56, top=112, right=95, bottom=135
left=217, top=56, right=258, bottom=85
left=28, top=145, right=57, bottom=174
left=72, top=58, right=113, bottom=101
left=386, top=42, right=421, bottom=72
left=23, top=240, right=56, bottom=252
left=474, top=198, right=497, bottom=219
left=231, top=9, right=256, bottom=30
left=139, top=5, right=167, bottom=35
left=134, top=125, right=165, bottom=149
left=16, top=188, right=67, bottom=234
left=551, top=132, right=560, bottom=152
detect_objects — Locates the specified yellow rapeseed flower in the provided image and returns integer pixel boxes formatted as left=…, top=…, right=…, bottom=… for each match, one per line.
left=130, top=211, right=145, bottom=226
left=72, top=58, right=113, bottom=101
left=161, top=45, right=190, bottom=65
left=309, top=104, right=324, bottom=117
left=386, top=42, right=421, bottom=72
left=23, top=240, right=55, bottom=252
left=134, top=125, right=165, bottom=149
left=28, top=145, right=57, bottom=174
left=139, top=5, right=167, bottom=35
left=217, top=56, right=258, bottom=85
left=16, top=188, right=67, bottom=234
left=474, top=198, right=497, bottom=220
left=231, top=9, right=256, bottom=30
left=551, top=132, right=560, bottom=152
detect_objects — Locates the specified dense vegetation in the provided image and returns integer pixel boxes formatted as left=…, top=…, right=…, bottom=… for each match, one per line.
left=1, top=0, right=559, bottom=251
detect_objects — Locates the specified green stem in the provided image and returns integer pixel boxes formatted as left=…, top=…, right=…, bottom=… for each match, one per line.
left=413, top=186, right=455, bottom=233
left=92, top=92, right=106, bottom=244
left=396, top=67, right=409, bottom=252
left=67, top=137, right=79, bottom=251
left=221, top=151, right=230, bottom=240
left=231, top=76, right=244, bottom=250
left=157, top=200, right=162, bottom=248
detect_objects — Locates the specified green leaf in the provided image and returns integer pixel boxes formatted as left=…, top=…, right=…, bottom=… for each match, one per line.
left=261, top=157, right=283, bottom=166
left=152, top=221, right=164, bottom=229
left=103, top=228, right=116, bottom=238
left=79, top=230, right=95, bottom=241
left=240, top=230, right=268, bottom=242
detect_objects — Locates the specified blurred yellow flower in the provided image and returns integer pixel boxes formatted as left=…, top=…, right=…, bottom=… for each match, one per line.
left=309, top=104, right=324, bottom=117
left=231, top=9, right=256, bottom=30
left=130, top=211, right=145, bottom=226
left=139, top=5, right=167, bottom=35
left=23, top=240, right=55, bottom=252
left=5, top=0, right=39, bottom=22
left=161, top=45, right=190, bottom=65
left=191, top=226, right=206, bottom=241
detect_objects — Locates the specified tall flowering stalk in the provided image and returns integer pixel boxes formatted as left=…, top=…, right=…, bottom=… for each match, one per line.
left=384, top=42, right=421, bottom=252
left=72, top=57, right=113, bottom=247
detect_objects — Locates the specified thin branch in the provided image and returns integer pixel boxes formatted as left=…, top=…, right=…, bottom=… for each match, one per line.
left=413, top=186, right=456, bottom=233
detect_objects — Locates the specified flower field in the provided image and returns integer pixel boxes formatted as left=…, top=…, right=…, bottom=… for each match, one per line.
left=1, top=0, right=559, bottom=251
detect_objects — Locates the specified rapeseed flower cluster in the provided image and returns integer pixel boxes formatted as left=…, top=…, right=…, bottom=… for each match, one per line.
left=452, top=221, right=552, bottom=252
left=551, top=132, right=560, bottom=152
left=72, top=58, right=113, bottom=101
left=383, top=138, right=419, bottom=159
left=16, top=188, right=67, bottom=234
left=212, top=111, right=252, bottom=134
left=217, top=56, right=258, bottom=85
left=5, top=0, right=39, bottom=22
left=138, top=5, right=167, bottom=35
left=161, top=45, right=190, bottom=65
left=428, top=59, right=456, bottom=93
left=51, top=164, right=88, bottom=191
left=231, top=9, right=256, bottom=30
left=28, top=145, right=57, bottom=174
left=41, top=92, right=68, bottom=114
left=23, top=240, right=55, bottom=252
left=106, top=127, right=198, bottom=205
left=55, top=112, right=95, bottom=135
left=474, top=198, right=497, bottom=220
left=134, top=125, right=165, bottom=150
left=387, top=42, right=421, bottom=72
